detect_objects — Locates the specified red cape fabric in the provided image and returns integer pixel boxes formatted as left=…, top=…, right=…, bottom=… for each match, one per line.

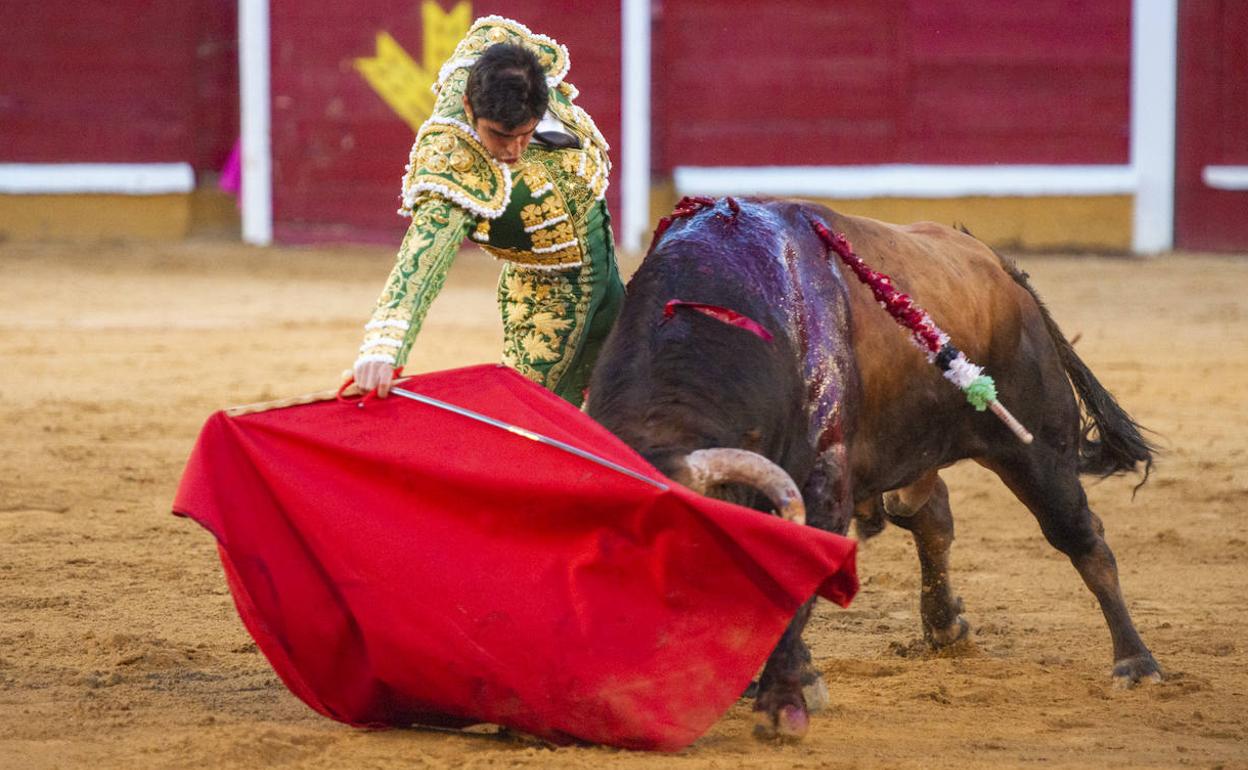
left=172, top=364, right=857, bottom=751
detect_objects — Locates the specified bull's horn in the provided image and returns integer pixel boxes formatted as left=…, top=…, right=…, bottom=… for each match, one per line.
left=682, top=448, right=806, bottom=525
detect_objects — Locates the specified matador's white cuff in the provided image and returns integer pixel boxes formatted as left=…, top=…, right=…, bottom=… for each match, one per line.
left=354, top=352, right=398, bottom=367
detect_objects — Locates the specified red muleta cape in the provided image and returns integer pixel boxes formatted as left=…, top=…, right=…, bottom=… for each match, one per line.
left=172, top=364, right=857, bottom=751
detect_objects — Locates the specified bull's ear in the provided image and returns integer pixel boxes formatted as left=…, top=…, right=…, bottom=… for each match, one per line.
left=741, top=428, right=763, bottom=453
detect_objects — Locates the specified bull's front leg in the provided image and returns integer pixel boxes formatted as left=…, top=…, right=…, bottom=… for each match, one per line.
left=748, top=452, right=850, bottom=740
left=753, top=598, right=818, bottom=740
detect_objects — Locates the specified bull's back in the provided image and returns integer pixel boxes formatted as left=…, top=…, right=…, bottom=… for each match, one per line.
left=807, top=207, right=1038, bottom=488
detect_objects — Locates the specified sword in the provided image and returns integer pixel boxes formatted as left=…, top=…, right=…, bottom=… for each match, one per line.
left=389, top=386, right=670, bottom=491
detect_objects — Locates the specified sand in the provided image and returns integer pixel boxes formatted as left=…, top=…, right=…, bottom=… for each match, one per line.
left=1, top=237, right=1245, bottom=769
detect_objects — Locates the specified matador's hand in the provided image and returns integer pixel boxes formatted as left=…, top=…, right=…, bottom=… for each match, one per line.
left=353, top=360, right=396, bottom=398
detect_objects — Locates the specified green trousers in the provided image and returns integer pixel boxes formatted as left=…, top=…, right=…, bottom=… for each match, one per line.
left=497, top=202, right=624, bottom=407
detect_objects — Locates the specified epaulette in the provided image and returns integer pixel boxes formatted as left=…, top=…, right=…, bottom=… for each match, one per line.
left=399, top=117, right=512, bottom=219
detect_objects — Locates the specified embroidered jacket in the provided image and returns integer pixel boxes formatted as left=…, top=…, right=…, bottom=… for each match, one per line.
left=358, top=16, right=611, bottom=368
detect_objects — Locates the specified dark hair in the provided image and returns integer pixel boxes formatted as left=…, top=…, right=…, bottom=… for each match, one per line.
left=464, top=43, right=548, bottom=129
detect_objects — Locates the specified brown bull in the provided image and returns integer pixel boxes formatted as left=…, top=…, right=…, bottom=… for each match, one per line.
left=587, top=196, right=1158, bottom=740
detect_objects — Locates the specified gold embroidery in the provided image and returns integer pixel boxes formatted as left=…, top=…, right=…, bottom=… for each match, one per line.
left=368, top=306, right=413, bottom=327
left=519, top=161, right=548, bottom=191
left=433, top=68, right=470, bottom=115
left=499, top=269, right=578, bottom=378
left=531, top=229, right=554, bottom=250
left=450, top=148, right=474, bottom=173
left=527, top=44, right=554, bottom=69
left=496, top=253, right=599, bottom=390
left=541, top=197, right=565, bottom=217
left=424, top=153, right=449, bottom=174
left=432, top=133, right=455, bottom=153
left=367, top=196, right=472, bottom=364
left=504, top=300, right=530, bottom=325
left=402, top=121, right=507, bottom=217
left=474, top=148, right=588, bottom=268
left=543, top=256, right=596, bottom=387
left=549, top=221, right=575, bottom=244
left=501, top=272, right=536, bottom=303
left=520, top=331, right=558, bottom=362
left=520, top=203, right=545, bottom=230
left=481, top=243, right=583, bottom=268
left=519, top=196, right=566, bottom=235
left=531, top=311, right=572, bottom=339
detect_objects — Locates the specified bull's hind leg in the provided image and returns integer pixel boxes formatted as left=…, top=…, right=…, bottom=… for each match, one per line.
left=981, top=447, right=1161, bottom=687
left=883, top=471, right=969, bottom=647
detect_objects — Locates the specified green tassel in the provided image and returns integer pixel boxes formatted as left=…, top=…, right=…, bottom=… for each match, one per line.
left=964, top=375, right=997, bottom=411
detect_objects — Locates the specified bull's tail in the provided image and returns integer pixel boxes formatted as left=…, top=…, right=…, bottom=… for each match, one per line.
left=994, top=252, right=1157, bottom=484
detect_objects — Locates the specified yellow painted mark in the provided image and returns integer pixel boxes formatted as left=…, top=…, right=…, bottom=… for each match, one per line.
left=420, top=0, right=470, bottom=74
left=0, top=194, right=192, bottom=240
left=821, top=196, right=1133, bottom=253
left=354, top=1, right=472, bottom=132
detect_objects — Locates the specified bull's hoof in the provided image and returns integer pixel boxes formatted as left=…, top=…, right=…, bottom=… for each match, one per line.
left=801, top=673, right=830, bottom=713
left=752, top=704, right=809, bottom=741
left=925, top=616, right=970, bottom=649
left=1112, top=653, right=1162, bottom=689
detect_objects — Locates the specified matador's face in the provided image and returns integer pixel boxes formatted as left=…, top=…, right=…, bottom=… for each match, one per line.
left=463, top=96, right=538, bottom=166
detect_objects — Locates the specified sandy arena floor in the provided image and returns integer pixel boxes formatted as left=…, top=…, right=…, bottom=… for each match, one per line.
left=1, top=236, right=1246, bottom=769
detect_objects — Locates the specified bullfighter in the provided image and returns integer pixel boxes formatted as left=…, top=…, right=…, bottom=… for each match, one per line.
left=352, top=15, right=624, bottom=406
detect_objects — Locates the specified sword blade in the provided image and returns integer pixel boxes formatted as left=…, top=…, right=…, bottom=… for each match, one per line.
left=389, top=386, right=669, bottom=491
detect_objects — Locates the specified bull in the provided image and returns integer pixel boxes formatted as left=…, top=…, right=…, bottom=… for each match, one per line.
left=586, top=196, right=1159, bottom=740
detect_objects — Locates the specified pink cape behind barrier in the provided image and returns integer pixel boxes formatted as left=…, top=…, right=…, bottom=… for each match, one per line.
left=172, top=364, right=857, bottom=751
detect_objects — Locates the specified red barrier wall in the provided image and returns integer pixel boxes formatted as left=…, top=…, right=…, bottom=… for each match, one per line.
left=1175, top=0, right=1248, bottom=251
left=269, top=1, right=621, bottom=243
left=0, top=0, right=237, bottom=172
left=654, top=0, right=1130, bottom=170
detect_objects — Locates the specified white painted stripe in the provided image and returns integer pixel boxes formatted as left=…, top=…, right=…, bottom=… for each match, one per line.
left=673, top=165, right=1138, bottom=199
left=1203, top=166, right=1248, bottom=191
left=0, top=164, right=194, bottom=194
left=1131, top=0, right=1178, bottom=253
left=240, top=0, right=273, bottom=245
left=621, top=0, right=651, bottom=252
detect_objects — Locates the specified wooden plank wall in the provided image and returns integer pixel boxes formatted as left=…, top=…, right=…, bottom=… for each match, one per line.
left=655, top=0, right=1130, bottom=169
left=0, top=0, right=237, bottom=172
left=3, top=1, right=1149, bottom=244
left=1175, top=0, right=1248, bottom=251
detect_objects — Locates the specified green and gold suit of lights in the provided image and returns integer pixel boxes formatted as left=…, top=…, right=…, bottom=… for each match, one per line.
left=357, top=16, right=623, bottom=407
